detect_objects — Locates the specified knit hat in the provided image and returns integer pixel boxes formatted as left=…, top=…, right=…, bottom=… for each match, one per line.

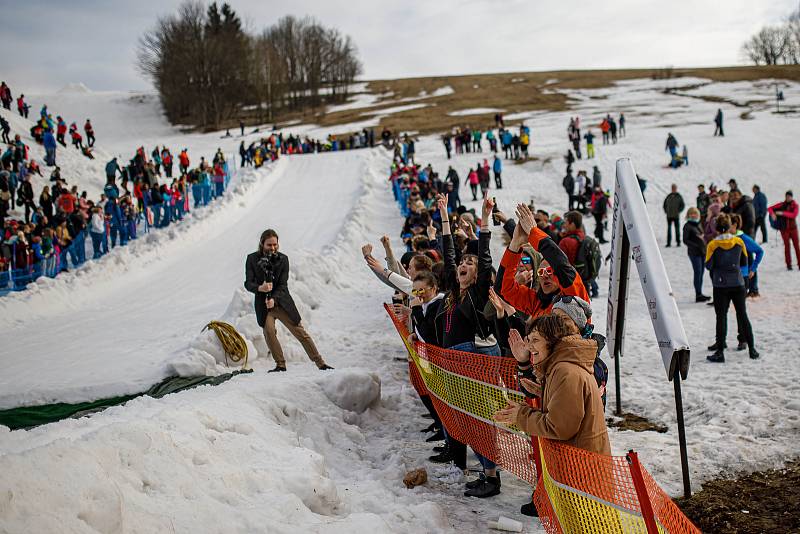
left=552, top=295, right=592, bottom=330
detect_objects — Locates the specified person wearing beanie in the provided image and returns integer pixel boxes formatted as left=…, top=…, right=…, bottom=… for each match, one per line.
left=552, top=295, right=592, bottom=332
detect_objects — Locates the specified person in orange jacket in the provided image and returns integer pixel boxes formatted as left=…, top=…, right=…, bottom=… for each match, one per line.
left=600, top=118, right=610, bottom=145
left=500, top=204, right=590, bottom=319
left=178, top=149, right=190, bottom=174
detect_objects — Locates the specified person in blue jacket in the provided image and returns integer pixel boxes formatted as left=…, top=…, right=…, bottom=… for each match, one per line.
left=492, top=155, right=502, bottom=189
left=751, top=185, right=768, bottom=244
left=730, top=214, right=763, bottom=300
left=501, top=130, right=513, bottom=159
left=43, top=129, right=57, bottom=167
left=104, top=196, right=124, bottom=248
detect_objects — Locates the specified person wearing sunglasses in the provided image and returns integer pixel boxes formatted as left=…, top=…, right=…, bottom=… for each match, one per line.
left=409, top=271, right=444, bottom=345
left=499, top=203, right=590, bottom=320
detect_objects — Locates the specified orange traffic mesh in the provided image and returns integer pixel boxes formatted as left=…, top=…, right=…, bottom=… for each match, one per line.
left=385, top=305, right=699, bottom=534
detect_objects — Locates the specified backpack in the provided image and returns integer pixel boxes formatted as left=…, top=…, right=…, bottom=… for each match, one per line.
left=588, top=332, right=609, bottom=410
left=574, top=235, right=602, bottom=281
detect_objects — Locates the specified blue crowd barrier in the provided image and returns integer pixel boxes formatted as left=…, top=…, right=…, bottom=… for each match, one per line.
left=1, top=161, right=236, bottom=297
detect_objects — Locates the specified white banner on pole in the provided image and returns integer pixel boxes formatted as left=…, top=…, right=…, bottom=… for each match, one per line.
left=607, top=158, right=691, bottom=380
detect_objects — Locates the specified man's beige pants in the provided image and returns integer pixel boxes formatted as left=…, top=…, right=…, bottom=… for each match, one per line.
left=263, top=305, right=325, bottom=368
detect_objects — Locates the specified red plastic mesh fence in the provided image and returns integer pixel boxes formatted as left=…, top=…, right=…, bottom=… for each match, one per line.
left=384, top=305, right=699, bottom=534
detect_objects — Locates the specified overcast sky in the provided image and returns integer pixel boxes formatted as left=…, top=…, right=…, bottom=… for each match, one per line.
left=2, top=0, right=796, bottom=93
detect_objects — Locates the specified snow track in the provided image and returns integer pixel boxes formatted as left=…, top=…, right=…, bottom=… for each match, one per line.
left=0, top=150, right=366, bottom=408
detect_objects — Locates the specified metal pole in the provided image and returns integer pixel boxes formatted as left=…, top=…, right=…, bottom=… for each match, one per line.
left=613, top=228, right=630, bottom=416
left=673, top=364, right=691, bottom=499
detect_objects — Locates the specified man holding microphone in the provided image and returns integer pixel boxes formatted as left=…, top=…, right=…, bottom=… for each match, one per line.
left=245, top=229, right=333, bottom=372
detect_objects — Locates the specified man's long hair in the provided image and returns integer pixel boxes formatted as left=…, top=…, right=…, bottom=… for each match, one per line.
left=258, top=229, right=278, bottom=254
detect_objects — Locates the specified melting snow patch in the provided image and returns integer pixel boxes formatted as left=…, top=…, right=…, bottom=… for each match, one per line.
left=448, top=108, right=505, bottom=116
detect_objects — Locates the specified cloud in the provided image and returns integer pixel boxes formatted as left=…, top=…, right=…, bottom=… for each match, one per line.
left=1, top=0, right=797, bottom=92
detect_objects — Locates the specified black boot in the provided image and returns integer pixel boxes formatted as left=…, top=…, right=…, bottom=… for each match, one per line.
left=421, top=422, right=438, bottom=433
left=707, top=342, right=727, bottom=351
left=736, top=341, right=747, bottom=351
left=429, top=448, right=454, bottom=464
left=465, top=472, right=486, bottom=490
left=268, top=365, right=287, bottom=373
left=706, top=350, right=725, bottom=363
left=318, top=364, right=334, bottom=370
left=749, top=348, right=760, bottom=360
left=695, top=295, right=711, bottom=302
left=425, top=429, right=445, bottom=442
left=520, top=500, right=539, bottom=517
left=464, top=474, right=501, bottom=498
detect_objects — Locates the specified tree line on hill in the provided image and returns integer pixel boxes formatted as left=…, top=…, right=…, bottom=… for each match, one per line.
left=742, top=3, right=800, bottom=65
left=137, top=1, right=362, bottom=130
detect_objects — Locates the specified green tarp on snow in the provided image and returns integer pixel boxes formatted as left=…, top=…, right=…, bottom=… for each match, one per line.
left=0, top=369, right=253, bottom=431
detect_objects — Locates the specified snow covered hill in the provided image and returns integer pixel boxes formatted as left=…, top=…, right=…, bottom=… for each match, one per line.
left=1, top=77, right=799, bottom=533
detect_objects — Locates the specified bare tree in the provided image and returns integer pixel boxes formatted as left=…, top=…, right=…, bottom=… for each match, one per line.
left=138, top=4, right=362, bottom=128
left=741, top=5, right=797, bottom=66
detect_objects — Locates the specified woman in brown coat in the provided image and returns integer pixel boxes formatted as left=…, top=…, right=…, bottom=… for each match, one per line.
left=495, top=313, right=610, bottom=455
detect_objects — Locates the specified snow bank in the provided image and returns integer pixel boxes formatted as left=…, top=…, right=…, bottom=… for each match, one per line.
left=321, top=370, right=381, bottom=413
left=448, top=108, right=504, bottom=116
left=360, top=103, right=429, bottom=117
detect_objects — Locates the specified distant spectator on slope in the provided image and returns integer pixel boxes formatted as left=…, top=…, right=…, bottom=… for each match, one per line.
left=43, top=128, right=57, bottom=167
left=768, top=190, right=799, bottom=270
left=84, top=120, right=95, bottom=147
left=714, top=108, right=724, bottom=136
left=0, top=115, right=10, bottom=145
left=583, top=130, right=595, bottom=159
left=682, top=207, right=709, bottom=302
left=752, top=185, right=768, bottom=244
left=665, top=133, right=679, bottom=168
left=56, top=116, right=67, bottom=146
left=16, top=94, right=27, bottom=117
left=729, top=213, right=763, bottom=300
left=663, top=184, right=685, bottom=247
left=493, top=155, right=502, bottom=189
left=696, top=184, right=710, bottom=223
left=726, top=188, right=755, bottom=238
left=600, top=117, right=610, bottom=145
left=0, top=82, right=11, bottom=110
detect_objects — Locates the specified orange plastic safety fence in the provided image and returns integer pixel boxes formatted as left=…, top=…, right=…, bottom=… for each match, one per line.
left=384, top=305, right=699, bottom=534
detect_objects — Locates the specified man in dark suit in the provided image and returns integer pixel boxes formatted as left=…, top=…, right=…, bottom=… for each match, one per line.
left=245, top=229, right=333, bottom=372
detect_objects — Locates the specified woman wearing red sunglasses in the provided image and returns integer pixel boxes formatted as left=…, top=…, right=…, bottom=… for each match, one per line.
left=499, top=204, right=590, bottom=319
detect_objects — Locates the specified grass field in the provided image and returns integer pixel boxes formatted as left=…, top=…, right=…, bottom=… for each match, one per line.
left=306, top=65, right=800, bottom=135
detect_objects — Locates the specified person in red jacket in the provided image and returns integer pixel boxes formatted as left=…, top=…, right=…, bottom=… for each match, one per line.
left=69, top=123, right=83, bottom=149
left=600, top=118, right=610, bottom=145
left=769, top=190, right=800, bottom=270
left=57, top=190, right=76, bottom=214
left=179, top=149, right=190, bottom=174
left=500, top=204, right=590, bottom=319
left=84, top=119, right=95, bottom=147
left=56, top=116, right=67, bottom=146
left=16, top=94, right=27, bottom=117
left=558, top=211, right=584, bottom=264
